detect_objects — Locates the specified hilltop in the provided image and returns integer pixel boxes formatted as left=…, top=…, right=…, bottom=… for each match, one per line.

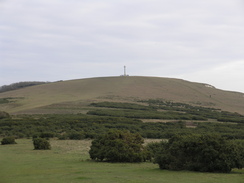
left=0, top=76, right=244, bottom=114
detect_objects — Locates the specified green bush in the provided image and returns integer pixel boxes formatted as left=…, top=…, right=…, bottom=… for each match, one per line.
left=1, top=136, right=17, bottom=145
left=154, top=134, right=244, bottom=173
left=145, top=141, right=165, bottom=161
left=68, top=132, right=85, bottom=140
left=89, top=130, right=148, bottom=162
left=40, top=132, right=55, bottom=139
left=33, top=138, right=51, bottom=150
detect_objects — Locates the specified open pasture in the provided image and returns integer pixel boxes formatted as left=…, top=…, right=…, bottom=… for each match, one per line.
left=0, top=139, right=243, bottom=183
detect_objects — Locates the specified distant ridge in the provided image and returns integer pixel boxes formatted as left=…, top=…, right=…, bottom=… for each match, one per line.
left=0, top=81, right=49, bottom=93
left=0, top=76, right=244, bottom=114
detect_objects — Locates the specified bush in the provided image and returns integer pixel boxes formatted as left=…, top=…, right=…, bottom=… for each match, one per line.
left=33, top=138, right=51, bottom=150
left=40, top=132, right=55, bottom=139
left=1, top=136, right=17, bottom=145
left=0, top=111, right=10, bottom=119
left=145, top=141, right=165, bottom=161
left=58, top=134, right=68, bottom=140
left=89, top=130, right=148, bottom=162
left=68, top=132, right=85, bottom=140
left=154, top=134, right=244, bottom=173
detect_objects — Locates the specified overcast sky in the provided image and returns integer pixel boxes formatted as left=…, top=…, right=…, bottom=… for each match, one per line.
left=1, top=0, right=244, bottom=92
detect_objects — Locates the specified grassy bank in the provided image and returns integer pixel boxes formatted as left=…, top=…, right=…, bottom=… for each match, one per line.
left=0, top=139, right=243, bottom=183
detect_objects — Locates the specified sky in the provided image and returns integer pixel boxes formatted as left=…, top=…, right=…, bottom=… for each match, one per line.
left=1, top=0, right=244, bottom=92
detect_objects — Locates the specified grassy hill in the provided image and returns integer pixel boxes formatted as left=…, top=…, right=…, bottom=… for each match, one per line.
left=0, top=76, right=244, bottom=114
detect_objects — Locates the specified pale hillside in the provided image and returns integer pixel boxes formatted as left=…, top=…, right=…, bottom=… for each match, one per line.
left=0, top=76, right=244, bottom=114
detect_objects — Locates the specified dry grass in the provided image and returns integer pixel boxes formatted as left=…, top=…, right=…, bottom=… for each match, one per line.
left=50, top=139, right=91, bottom=156
left=50, top=139, right=162, bottom=153
left=144, top=138, right=164, bottom=145
left=141, top=119, right=179, bottom=123
left=1, top=76, right=244, bottom=114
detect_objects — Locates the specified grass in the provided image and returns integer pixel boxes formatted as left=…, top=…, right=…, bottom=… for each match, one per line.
left=0, top=139, right=243, bottom=183
left=1, top=76, right=244, bottom=114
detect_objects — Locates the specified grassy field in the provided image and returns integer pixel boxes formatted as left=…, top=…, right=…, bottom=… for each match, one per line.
left=0, top=139, right=243, bottom=183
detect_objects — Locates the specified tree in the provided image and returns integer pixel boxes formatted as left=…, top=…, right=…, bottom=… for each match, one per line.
left=154, top=134, right=244, bottom=173
left=89, top=130, right=148, bottom=162
left=33, top=138, right=51, bottom=150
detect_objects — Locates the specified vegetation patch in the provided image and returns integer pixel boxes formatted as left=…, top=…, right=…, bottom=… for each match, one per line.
left=0, top=81, right=49, bottom=93
left=89, top=130, right=148, bottom=162
left=90, top=101, right=153, bottom=110
left=1, top=104, right=244, bottom=140
left=153, top=134, right=244, bottom=173
left=90, top=100, right=244, bottom=123
left=1, top=136, right=17, bottom=145
left=1, top=100, right=244, bottom=140
left=87, top=109, right=207, bottom=120
left=142, top=99, right=244, bottom=123
left=0, top=98, right=12, bottom=104
left=33, top=138, right=51, bottom=150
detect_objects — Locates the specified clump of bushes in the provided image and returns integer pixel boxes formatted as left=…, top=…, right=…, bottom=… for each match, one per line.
left=33, top=138, right=51, bottom=150
left=1, top=136, right=17, bottom=145
left=89, top=130, right=149, bottom=162
left=153, top=134, right=244, bottom=173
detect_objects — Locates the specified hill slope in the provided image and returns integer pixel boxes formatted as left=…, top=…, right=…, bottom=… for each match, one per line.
left=0, top=76, right=244, bottom=114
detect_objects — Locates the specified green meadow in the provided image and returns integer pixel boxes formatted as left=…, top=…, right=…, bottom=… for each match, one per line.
left=1, top=139, right=243, bottom=183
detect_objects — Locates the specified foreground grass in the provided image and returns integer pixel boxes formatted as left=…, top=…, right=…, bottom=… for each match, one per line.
left=0, top=139, right=243, bottom=183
